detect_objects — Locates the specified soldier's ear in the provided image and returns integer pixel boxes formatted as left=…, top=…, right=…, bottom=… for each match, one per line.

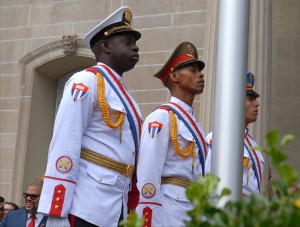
left=92, top=40, right=110, bottom=55
left=169, top=71, right=179, bottom=83
left=100, top=39, right=111, bottom=54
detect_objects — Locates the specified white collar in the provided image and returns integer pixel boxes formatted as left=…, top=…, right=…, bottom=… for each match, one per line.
left=27, top=212, right=44, bottom=221
left=170, top=96, right=194, bottom=115
left=96, top=62, right=123, bottom=82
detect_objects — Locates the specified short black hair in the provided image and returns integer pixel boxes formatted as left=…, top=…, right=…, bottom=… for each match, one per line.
left=4, top=202, right=19, bottom=210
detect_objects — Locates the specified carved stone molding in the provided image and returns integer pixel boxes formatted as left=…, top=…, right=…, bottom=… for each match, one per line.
left=62, top=35, right=78, bottom=56
left=20, top=37, right=89, bottom=66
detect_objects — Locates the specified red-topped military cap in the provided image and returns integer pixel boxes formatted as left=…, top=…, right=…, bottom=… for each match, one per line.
left=154, top=41, right=205, bottom=86
left=83, top=6, right=141, bottom=50
left=246, top=72, right=260, bottom=98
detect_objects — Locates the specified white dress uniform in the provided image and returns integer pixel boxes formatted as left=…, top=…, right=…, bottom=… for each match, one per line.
left=38, top=63, right=142, bottom=227
left=136, top=97, right=209, bottom=227
left=206, top=129, right=264, bottom=195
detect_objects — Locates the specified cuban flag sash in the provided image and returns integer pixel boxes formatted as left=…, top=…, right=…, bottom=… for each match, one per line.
left=86, top=65, right=142, bottom=165
left=159, top=102, right=207, bottom=176
left=244, top=134, right=262, bottom=192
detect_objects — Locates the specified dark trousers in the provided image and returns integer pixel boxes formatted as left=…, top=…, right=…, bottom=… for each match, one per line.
left=69, top=207, right=123, bottom=227
left=69, top=214, right=98, bottom=227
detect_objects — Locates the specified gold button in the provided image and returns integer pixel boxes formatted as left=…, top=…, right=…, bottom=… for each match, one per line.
left=145, top=219, right=148, bottom=222
left=56, top=198, right=60, bottom=202
left=104, top=31, right=109, bottom=36
left=55, top=205, right=59, bottom=210
left=145, top=212, right=148, bottom=215
left=57, top=190, right=62, bottom=194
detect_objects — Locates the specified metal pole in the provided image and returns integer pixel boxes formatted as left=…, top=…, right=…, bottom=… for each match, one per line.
left=212, top=0, right=250, bottom=207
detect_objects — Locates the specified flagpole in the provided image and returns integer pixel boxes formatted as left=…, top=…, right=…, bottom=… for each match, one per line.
left=211, top=0, right=250, bottom=207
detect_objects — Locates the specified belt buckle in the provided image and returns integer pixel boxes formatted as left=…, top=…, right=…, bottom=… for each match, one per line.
left=125, top=164, right=135, bottom=178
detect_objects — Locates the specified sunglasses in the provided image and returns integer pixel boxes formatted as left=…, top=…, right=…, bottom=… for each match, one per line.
left=22, top=193, right=40, bottom=200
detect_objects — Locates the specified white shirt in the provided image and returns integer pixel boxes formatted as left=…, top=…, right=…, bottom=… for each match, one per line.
left=26, top=213, right=44, bottom=227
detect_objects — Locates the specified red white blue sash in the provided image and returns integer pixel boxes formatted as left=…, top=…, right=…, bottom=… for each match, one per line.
left=86, top=64, right=142, bottom=164
left=244, top=134, right=262, bottom=192
left=159, top=102, right=207, bottom=176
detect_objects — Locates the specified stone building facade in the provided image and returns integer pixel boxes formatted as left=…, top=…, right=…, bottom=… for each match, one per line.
left=0, top=0, right=299, bottom=204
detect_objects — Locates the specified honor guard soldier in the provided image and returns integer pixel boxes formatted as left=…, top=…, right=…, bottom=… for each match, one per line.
left=206, top=72, right=266, bottom=196
left=38, top=6, right=142, bottom=227
left=136, top=42, right=209, bottom=226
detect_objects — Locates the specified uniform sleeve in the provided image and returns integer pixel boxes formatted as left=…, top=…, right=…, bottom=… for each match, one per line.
left=136, top=110, right=169, bottom=227
left=38, top=71, right=96, bottom=217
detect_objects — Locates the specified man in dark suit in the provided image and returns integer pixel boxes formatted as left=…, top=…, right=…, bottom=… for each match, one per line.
left=0, top=196, right=4, bottom=223
left=1, top=180, right=48, bottom=227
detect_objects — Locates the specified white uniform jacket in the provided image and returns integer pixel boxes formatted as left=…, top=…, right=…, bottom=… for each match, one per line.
left=206, top=129, right=264, bottom=195
left=38, top=63, right=142, bottom=227
left=136, top=97, right=209, bottom=227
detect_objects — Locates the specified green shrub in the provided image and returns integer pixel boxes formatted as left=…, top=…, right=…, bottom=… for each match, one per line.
left=122, top=131, right=300, bottom=226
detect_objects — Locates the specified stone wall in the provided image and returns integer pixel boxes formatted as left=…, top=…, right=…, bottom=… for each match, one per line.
left=1, top=0, right=299, bottom=204
left=0, top=0, right=210, bottom=202
left=271, top=0, right=300, bottom=173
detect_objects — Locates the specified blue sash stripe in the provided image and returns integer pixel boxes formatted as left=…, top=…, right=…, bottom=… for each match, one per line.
left=160, top=104, right=205, bottom=176
left=92, top=66, right=140, bottom=165
left=39, top=215, right=48, bottom=227
left=244, top=143, right=261, bottom=192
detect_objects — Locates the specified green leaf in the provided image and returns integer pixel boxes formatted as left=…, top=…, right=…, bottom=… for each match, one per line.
left=280, top=134, right=295, bottom=148
left=119, top=212, right=144, bottom=227
left=277, top=163, right=298, bottom=187
left=266, top=130, right=278, bottom=147
left=205, top=173, right=220, bottom=192
left=220, top=188, right=231, bottom=197
left=270, top=148, right=287, bottom=165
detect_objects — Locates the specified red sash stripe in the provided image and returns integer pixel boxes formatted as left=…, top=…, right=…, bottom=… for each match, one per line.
left=166, top=102, right=207, bottom=157
left=160, top=102, right=207, bottom=175
left=99, top=64, right=142, bottom=137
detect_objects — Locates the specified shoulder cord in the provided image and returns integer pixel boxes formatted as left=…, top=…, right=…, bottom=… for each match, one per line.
left=243, top=157, right=251, bottom=185
left=96, top=71, right=124, bottom=141
left=169, top=110, right=196, bottom=172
